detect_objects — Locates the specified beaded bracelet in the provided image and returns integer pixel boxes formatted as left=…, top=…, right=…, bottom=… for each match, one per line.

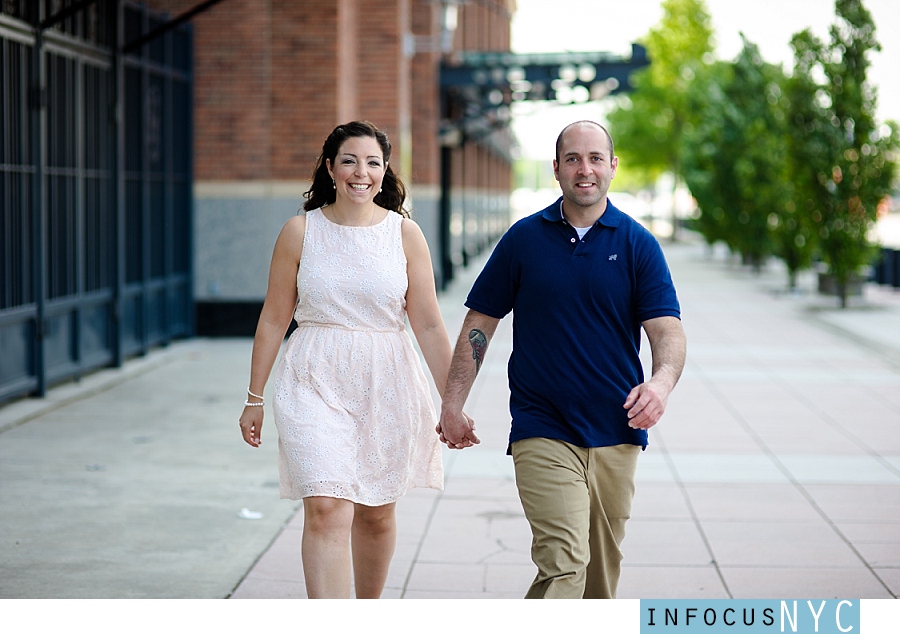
left=244, top=400, right=264, bottom=407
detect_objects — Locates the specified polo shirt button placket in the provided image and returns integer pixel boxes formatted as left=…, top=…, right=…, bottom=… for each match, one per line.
left=570, top=237, right=576, bottom=243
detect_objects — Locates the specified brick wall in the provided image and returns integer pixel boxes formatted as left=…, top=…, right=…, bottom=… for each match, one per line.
left=149, top=0, right=272, bottom=180
left=148, top=0, right=512, bottom=189
left=144, top=0, right=515, bottom=306
left=149, top=0, right=344, bottom=182
left=336, top=0, right=359, bottom=124
left=410, top=0, right=440, bottom=186
left=451, top=0, right=513, bottom=193
left=270, top=2, right=340, bottom=180
left=354, top=0, right=411, bottom=179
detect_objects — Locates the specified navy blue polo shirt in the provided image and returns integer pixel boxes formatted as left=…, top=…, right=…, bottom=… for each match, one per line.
left=465, top=196, right=681, bottom=451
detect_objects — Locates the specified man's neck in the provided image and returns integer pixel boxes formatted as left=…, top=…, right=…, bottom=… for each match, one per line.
left=561, top=198, right=608, bottom=228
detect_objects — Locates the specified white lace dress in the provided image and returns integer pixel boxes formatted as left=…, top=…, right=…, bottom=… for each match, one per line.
left=272, top=208, right=444, bottom=505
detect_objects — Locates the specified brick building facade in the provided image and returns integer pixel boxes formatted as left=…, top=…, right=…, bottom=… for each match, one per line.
left=147, top=0, right=516, bottom=334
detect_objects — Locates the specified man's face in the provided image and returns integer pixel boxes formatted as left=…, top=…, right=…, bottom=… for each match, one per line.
left=553, top=124, right=618, bottom=211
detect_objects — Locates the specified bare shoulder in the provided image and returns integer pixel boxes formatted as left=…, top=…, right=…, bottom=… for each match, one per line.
left=276, top=213, right=307, bottom=262
left=400, top=216, right=426, bottom=244
left=400, top=217, right=432, bottom=265
left=283, top=212, right=307, bottom=236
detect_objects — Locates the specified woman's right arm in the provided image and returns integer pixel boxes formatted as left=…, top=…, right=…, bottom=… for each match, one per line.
left=239, top=215, right=305, bottom=447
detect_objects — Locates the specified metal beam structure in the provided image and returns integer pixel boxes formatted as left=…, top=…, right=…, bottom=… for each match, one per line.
left=440, top=43, right=649, bottom=144
left=122, top=0, right=228, bottom=53
left=39, top=0, right=102, bottom=31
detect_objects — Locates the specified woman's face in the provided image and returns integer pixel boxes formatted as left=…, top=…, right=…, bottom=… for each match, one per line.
left=326, top=135, right=386, bottom=206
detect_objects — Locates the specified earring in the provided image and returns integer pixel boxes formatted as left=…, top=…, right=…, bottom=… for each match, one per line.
left=379, top=187, right=383, bottom=193
left=332, top=179, right=336, bottom=189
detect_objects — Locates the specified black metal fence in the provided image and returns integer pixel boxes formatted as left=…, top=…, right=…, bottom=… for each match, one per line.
left=1, top=1, right=193, bottom=405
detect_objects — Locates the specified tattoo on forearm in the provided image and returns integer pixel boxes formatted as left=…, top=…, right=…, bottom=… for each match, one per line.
left=468, top=329, right=487, bottom=375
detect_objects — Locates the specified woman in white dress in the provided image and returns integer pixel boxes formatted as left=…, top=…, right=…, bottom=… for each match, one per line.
left=239, top=121, right=472, bottom=598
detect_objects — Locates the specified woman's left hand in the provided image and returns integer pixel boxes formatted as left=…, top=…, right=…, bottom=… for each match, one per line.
left=239, top=406, right=264, bottom=447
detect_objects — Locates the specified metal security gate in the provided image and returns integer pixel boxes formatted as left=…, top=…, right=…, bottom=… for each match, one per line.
left=120, top=3, right=193, bottom=358
left=0, top=1, right=193, bottom=405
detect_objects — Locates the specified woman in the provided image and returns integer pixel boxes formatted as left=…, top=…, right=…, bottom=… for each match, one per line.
left=239, top=121, right=464, bottom=598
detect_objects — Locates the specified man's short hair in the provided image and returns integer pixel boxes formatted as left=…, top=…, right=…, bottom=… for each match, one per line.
left=555, top=121, right=615, bottom=161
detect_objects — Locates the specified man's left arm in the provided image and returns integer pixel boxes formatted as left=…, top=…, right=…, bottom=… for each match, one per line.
left=623, top=316, right=686, bottom=430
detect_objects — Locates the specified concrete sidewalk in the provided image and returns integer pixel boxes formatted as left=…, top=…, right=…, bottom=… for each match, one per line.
left=1, top=235, right=899, bottom=599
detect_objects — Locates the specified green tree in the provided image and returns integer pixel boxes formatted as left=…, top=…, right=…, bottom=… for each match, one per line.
left=787, top=0, right=899, bottom=307
left=723, top=41, right=782, bottom=270
left=682, top=39, right=794, bottom=272
left=781, top=31, right=829, bottom=289
left=606, top=0, right=714, bottom=240
left=679, top=60, right=734, bottom=251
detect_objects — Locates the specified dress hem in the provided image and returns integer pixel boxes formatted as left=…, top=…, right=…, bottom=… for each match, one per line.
left=279, top=481, right=444, bottom=506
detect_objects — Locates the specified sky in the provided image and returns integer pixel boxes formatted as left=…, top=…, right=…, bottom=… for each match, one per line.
left=509, top=0, right=900, bottom=160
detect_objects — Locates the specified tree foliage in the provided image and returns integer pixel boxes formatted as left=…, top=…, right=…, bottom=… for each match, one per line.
left=681, top=40, right=789, bottom=271
left=607, top=0, right=898, bottom=303
left=785, top=0, right=898, bottom=306
left=606, top=0, right=714, bottom=236
left=678, top=60, right=734, bottom=249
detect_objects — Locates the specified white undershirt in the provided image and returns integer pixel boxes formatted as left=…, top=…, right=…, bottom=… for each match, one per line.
left=559, top=201, right=593, bottom=240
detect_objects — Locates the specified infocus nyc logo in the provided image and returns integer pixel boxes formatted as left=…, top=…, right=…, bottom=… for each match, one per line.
left=640, top=600, right=859, bottom=633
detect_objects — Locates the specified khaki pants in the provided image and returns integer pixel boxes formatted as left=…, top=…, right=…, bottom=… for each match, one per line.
left=511, top=437, right=640, bottom=599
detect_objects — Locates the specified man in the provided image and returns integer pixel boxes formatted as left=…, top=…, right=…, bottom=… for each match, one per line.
left=438, top=120, right=686, bottom=599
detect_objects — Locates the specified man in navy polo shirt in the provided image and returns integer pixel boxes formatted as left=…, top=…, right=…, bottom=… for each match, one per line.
left=438, top=120, right=686, bottom=599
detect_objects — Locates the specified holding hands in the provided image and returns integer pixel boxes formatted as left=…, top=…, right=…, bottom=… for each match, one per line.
left=436, top=409, right=480, bottom=449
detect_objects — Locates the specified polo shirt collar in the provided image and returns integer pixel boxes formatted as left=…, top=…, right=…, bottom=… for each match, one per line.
left=541, top=196, right=624, bottom=228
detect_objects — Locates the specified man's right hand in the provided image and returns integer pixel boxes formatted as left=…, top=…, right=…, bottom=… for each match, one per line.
left=436, top=409, right=480, bottom=449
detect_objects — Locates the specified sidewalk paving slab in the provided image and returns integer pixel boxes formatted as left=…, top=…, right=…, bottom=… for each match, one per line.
left=1, top=234, right=898, bottom=600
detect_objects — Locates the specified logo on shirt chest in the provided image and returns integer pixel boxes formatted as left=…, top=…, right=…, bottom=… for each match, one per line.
left=608, top=254, right=618, bottom=261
